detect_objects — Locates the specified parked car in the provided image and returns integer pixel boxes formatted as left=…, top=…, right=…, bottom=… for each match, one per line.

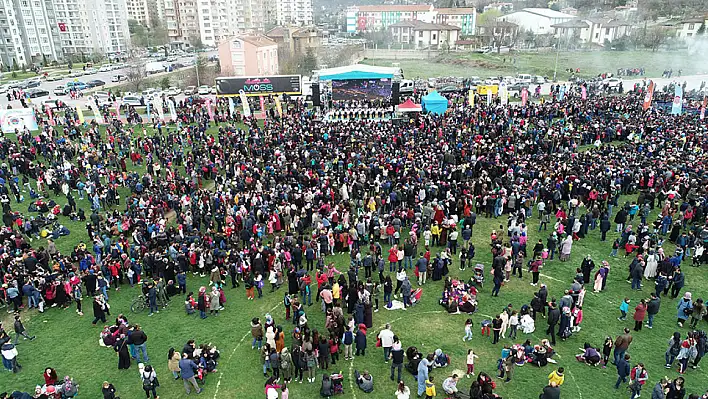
left=93, top=91, right=110, bottom=100
left=7, top=81, right=22, bottom=89
left=438, top=85, right=461, bottom=93
left=98, top=65, right=113, bottom=72
left=24, top=79, right=41, bottom=88
left=68, top=71, right=83, bottom=78
left=165, top=86, right=181, bottom=96
left=507, top=82, right=530, bottom=98
left=603, top=77, right=622, bottom=88
left=84, top=68, right=98, bottom=75
left=46, top=74, right=64, bottom=82
left=53, top=85, right=68, bottom=96
left=86, top=79, right=105, bottom=88
left=0, top=84, right=8, bottom=94
left=120, top=95, right=143, bottom=108
left=66, top=81, right=87, bottom=91
left=25, top=88, right=49, bottom=98
left=111, top=74, right=127, bottom=82
left=186, top=95, right=208, bottom=105
left=532, top=76, right=547, bottom=84
left=66, top=81, right=86, bottom=90
left=197, top=85, right=211, bottom=95
left=37, top=98, right=63, bottom=110
left=141, top=88, right=157, bottom=98
left=86, top=95, right=112, bottom=108
left=184, top=86, right=197, bottom=95
left=516, top=74, right=533, bottom=84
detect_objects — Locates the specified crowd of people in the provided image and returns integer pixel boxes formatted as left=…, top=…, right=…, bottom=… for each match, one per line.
left=0, top=73, right=706, bottom=399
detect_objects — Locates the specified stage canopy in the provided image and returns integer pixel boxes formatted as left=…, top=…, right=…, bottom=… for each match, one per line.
left=317, top=64, right=399, bottom=81
left=397, top=98, right=422, bottom=113
left=422, top=91, right=448, bottom=114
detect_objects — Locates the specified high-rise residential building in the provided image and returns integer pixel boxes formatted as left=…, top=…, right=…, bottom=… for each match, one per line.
left=164, top=0, right=237, bottom=47
left=275, top=0, right=312, bottom=27
left=0, top=0, right=62, bottom=68
left=53, top=0, right=130, bottom=57
left=126, top=0, right=151, bottom=25
left=162, top=0, right=273, bottom=48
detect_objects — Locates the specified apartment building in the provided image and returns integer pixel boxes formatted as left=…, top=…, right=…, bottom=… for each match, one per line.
left=164, top=0, right=267, bottom=47
left=54, top=0, right=130, bottom=57
left=353, top=5, right=434, bottom=33
left=126, top=0, right=150, bottom=25
left=347, top=4, right=475, bottom=35
left=435, top=7, right=475, bottom=36
left=275, top=0, right=312, bottom=27
left=0, top=0, right=62, bottom=68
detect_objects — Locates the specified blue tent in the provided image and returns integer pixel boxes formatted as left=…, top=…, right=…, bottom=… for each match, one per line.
left=421, top=91, right=448, bottom=115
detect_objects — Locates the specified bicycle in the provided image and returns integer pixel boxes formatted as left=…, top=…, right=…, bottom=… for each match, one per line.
left=130, top=294, right=169, bottom=313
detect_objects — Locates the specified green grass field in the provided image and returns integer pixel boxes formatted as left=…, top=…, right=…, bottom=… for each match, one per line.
left=0, top=125, right=707, bottom=399
left=362, top=50, right=705, bottom=81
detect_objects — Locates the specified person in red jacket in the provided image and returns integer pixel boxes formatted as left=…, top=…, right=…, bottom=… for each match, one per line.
left=388, top=245, right=399, bottom=272
left=633, top=299, right=647, bottom=332
left=629, top=363, right=648, bottom=399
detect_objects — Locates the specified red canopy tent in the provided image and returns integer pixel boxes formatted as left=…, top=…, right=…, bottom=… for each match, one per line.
left=396, top=98, right=422, bottom=113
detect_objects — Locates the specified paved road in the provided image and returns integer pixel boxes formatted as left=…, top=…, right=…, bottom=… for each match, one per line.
left=0, top=54, right=215, bottom=109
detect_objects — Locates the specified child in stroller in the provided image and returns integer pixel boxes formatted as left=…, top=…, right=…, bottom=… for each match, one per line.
left=321, top=373, right=344, bottom=397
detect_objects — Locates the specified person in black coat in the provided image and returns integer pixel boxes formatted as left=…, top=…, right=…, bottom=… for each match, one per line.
left=614, top=354, right=630, bottom=389
left=538, top=285, right=549, bottom=317
left=287, top=268, right=298, bottom=295
left=581, top=255, right=595, bottom=284
left=355, top=324, right=367, bottom=356
left=546, top=302, right=560, bottom=345
left=540, top=382, right=561, bottom=399
left=600, top=216, right=611, bottom=241
left=92, top=296, right=108, bottom=325
left=102, top=381, right=118, bottom=399
left=114, top=335, right=131, bottom=369
left=197, top=289, right=207, bottom=319
left=614, top=208, right=627, bottom=232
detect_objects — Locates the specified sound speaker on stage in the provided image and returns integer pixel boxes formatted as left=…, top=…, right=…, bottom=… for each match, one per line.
left=391, top=82, right=400, bottom=105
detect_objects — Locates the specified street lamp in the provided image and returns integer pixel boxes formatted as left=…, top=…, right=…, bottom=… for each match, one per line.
left=194, top=47, right=200, bottom=86
left=553, top=35, right=560, bottom=82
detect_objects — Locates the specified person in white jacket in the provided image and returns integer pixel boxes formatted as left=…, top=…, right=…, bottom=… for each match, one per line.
left=1, top=340, right=20, bottom=372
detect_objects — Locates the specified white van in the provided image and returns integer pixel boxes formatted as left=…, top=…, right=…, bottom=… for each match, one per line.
left=516, top=74, right=533, bottom=84
left=399, top=79, right=415, bottom=94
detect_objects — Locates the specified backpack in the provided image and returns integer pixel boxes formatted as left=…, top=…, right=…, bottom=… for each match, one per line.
left=670, top=339, right=681, bottom=356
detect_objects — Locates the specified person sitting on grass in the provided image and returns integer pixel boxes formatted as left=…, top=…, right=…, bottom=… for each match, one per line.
left=355, top=369, right=374, bottom=393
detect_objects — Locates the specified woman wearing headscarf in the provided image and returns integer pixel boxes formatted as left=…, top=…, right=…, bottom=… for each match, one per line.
left=416, top=353, right=433, bottom=397
left=559, top=234, right=573, bottom=262
left=114, top=334, right=131, bottom=369
left=676, top=292, right=693, bottom=328
left=209, top=286, right=220, bottom=316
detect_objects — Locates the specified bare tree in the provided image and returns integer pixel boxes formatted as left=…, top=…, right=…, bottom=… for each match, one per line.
left=126, top=64, right=147, bottom=92
left=642, top=26, right=673, bottom=52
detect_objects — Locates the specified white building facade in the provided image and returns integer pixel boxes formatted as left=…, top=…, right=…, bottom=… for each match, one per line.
left=0, top=0, right=63, bottom=67
left=53, top=0, right=130, bottom=57
left=275, top=0, right=312, bottom=27
left=499, top=7, right=575, bottom=35
left=126, top=0, right=151, bottom=25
